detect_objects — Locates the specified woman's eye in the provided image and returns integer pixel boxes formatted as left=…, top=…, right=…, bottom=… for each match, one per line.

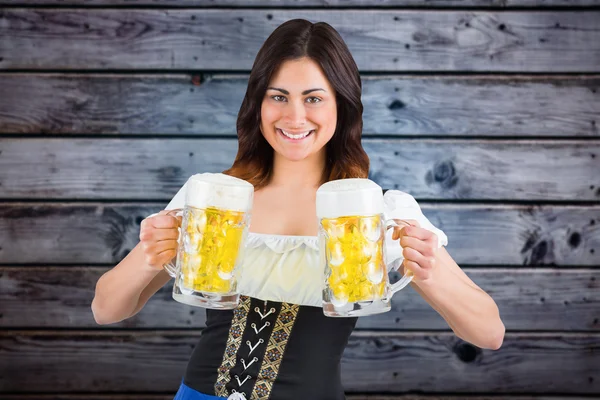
left=306, top=97, right=322, bottom=104
left=272, top=95, right=286, bottom=102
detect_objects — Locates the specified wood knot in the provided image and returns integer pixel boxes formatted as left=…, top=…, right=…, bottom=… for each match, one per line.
left=453, top=342, right=480, bottom=363
left=426, top=160, right=458, bottom=189
left=569, top=232, right=581, bottom=248
left=388, top=99, right=406, bottom=110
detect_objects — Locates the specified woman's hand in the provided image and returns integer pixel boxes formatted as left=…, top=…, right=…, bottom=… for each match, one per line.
left=138, top=209, right=182, bottom=270
left=391, top=219, right=440, bottom=284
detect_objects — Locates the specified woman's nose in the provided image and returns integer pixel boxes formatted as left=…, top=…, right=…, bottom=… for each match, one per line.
left=283, top=100, right=307, bottom=127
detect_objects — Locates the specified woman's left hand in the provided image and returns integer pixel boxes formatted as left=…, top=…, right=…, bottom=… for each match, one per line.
left=391, top=219, right=440, bottom=284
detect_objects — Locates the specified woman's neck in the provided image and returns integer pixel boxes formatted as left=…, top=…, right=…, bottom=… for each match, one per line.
left=268, top=151, right=326, bottom=190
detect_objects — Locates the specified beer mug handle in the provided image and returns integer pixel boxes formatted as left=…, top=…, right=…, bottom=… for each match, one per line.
left=162, top=208, right=184, bottom=278
left=384, top=219, right=414, bottom=298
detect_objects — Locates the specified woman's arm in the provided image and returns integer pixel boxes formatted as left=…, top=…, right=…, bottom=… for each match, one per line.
left=408, top=247, right=505, bottom=350
left=394, top=222, right=505, bottom=350
left=91, top=243, right=172, bottom=324
left=91, top=211, right=179, bottom=325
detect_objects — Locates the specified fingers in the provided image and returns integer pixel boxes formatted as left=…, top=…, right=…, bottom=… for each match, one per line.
left=139, top=225, right=179, bottom=242
left=142, top=213, right=182, bottom=230
left=392, top=218, right=420, bottom=228
left=402, top=259, right=429, bottom=281
left=393, top=224, right=436, bottom=244
left=400, top=235, right=436, bottom=257
left=402, top=247, right=435, bottom=268
left=141, top=239, right=178, bottom=268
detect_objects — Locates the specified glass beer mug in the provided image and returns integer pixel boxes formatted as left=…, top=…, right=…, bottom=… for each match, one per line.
left=163, top=173, right=254, bottom=309
left=317, top=178, right=413, bottom=317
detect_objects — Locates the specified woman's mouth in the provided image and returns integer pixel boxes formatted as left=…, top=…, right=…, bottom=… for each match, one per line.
left=277, top=128, right=315, bottom=141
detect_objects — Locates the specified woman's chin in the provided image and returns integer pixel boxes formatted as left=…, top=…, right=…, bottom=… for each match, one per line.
left=275, top=148, right=312, bottom=162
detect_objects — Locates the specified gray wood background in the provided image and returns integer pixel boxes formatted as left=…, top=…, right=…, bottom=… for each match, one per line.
left=0, top=1, right=599, bottom=399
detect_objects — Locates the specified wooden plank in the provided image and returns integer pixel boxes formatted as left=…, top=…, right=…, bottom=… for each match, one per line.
left=0, top=331, right=597, bottom=393
left=1, top=267, right=598, bottom=331
left=0, top=203, right=599, bottom=266
left=1, top=0, right=599, bottom=7
left=1, top=139, right=599, bottom=201
left=1, top=10, right=600, bottom=72
left=1, top=74, right=599, bottom=137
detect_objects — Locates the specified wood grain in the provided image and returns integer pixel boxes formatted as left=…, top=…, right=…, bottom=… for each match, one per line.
left=0, top=203, right=599, bottom=266
left=1, top=267, right=598, bottom=331
left=0, top=396, right=594, bottom=400
left=1, top=0, right=598, bottom=6
left=1, top=74, right=599, bottom=137
left=0, top=331, right=597, bottom=393
left=1, top=10, right=599, bottom=71
left=1, top=139, right=599, bottom=200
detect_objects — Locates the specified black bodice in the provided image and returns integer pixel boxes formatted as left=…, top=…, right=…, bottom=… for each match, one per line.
left=183, top=296, right=357, bottom=399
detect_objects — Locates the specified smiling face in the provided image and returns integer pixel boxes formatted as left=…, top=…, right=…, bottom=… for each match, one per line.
left=260, top=57, right=337, bottom=163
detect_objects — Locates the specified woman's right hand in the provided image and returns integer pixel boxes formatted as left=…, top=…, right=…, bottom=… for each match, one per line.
left=139, top=209, right=182, bottom=270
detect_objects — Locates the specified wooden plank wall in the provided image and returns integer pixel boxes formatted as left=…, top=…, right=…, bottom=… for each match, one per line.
left=1, top=1, right=599, bottom=399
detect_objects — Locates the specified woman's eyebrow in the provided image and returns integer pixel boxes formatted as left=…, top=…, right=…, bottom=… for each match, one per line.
left=267, top=87, right=326, bottom=95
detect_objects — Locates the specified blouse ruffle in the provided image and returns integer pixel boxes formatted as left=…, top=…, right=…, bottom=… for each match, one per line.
left=245, top=232, right=319, bottom=253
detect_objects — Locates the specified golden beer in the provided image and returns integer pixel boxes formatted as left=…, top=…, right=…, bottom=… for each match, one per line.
left=180, top=206, right=246, bottom=294
left=322, top=214, right=387, bottom=304
left=164, top=172, right=254, bottom=309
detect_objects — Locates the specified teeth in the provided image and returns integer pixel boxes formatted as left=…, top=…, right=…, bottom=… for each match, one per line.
left=280, top=129, right=312, bottom=139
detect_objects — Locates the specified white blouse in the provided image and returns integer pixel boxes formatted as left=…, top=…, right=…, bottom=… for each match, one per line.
left=162, top=182, right=448, bottom=308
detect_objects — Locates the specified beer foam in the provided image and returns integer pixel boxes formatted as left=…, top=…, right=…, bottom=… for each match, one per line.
left=316, top=178, right=384, bottom=218
left=185, top=173, right=254, bottom=212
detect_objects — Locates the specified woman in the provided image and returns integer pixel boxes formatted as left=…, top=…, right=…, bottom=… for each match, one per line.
left=92, top=19, right=505, bottom=400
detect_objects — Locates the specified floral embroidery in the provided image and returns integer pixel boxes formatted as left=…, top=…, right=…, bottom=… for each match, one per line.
left=214, top=296, right=251, bottom=397
left=250, top=303, right=299, bottom=399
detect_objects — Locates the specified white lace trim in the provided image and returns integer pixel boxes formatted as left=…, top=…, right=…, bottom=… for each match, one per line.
left=246, top=232, right=319, bottom=253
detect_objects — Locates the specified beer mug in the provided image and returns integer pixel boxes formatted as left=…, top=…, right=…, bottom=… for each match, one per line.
left=163, top=173, right=254, bottom=309
left=317, top=178, right=413, bottom=317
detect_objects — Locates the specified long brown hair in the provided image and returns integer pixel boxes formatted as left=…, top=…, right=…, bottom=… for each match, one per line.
left=224, top=19, right=369, bottom=189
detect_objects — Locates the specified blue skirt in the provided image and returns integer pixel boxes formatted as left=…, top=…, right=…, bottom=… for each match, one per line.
left=174, top=379, right=227, bottom=400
